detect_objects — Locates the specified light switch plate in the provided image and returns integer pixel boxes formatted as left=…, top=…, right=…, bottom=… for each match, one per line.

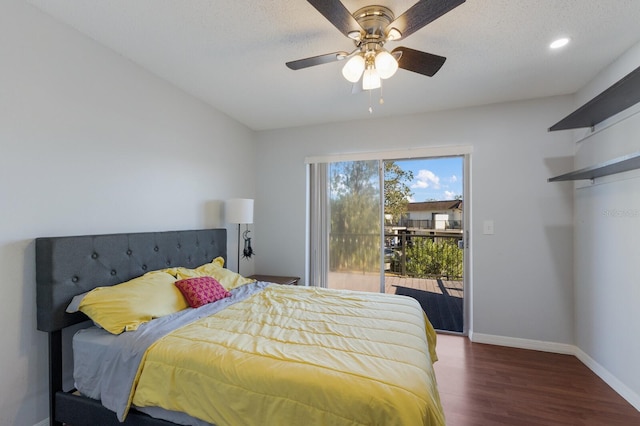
left=483, top=220, right=494, bottom=235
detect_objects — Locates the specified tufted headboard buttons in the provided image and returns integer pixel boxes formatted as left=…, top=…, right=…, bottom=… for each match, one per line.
left=36, top=229, right=227, bottom=332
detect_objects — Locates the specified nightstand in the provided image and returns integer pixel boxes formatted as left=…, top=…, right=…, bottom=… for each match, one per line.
left=249, top=275, right=300, bottom=286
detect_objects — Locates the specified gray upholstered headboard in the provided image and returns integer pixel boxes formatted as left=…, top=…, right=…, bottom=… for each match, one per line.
left=36, top=229, right=227, bottom=333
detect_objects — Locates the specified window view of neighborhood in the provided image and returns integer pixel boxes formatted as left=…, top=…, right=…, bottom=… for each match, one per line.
left=385, top=199, right=463, bottom=279
left=328, top=157, right=464, bottom=332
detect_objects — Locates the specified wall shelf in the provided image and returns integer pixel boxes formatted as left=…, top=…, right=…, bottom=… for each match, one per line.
left=549, top=65, right=640, bottom=131
left=548, top=65, right=640, bottom=182
left=548, top=152, right=640, bottom=182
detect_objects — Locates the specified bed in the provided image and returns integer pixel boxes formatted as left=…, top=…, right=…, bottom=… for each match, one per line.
left=36, top=228, right=444, bottom=426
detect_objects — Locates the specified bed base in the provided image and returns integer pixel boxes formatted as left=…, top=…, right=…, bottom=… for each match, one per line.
left=55, top=391, right=175, bottom=425
left=36, top=229, right=227, bottom=426
left=48, top=331, right=175, bottom=426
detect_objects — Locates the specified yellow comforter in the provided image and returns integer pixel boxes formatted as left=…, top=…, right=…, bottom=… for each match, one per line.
left=131, top=285, right=445, bottom=426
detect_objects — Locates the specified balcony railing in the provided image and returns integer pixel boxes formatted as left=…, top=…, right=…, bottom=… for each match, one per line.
left=398, top=219, right=463, bottom=229
left=329, top=233, right=379, bottom=273
left=385, top=233, right=463, bottom=280
left=329, top=233, right=463, bottom=280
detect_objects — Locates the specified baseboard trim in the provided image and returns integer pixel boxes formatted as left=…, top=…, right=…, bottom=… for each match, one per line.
left=574, top=347, right=640, bottom=411
left=469, top=332, right=575, bottom=354
left=33, top=419, right=48, bottom=426
left=468, top=332, right=640, bottom=411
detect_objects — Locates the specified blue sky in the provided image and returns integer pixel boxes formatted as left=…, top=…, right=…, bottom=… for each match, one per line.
left=392, top=157, right=463, bottom=202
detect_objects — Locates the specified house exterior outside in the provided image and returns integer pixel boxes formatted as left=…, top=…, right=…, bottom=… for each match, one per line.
left=386, top=199, right=464, bottom=248
left=384, top=200, right=464, bottom=277
left=402, top=199, right=463, bottom=231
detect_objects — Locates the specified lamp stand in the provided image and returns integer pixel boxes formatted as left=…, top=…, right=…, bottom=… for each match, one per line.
left=237, top=224, right=241, bottom=274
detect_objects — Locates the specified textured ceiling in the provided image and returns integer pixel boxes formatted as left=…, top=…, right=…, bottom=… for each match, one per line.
left=28, top=0, right=640, bottom=131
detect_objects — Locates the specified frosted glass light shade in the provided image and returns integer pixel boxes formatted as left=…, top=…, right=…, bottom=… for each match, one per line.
left=375, top=51, right=398, bottom=79
left=362, top=68, right=381, bottom=90
left=342, top=55, right=365, bottom=83
left=225, top=198, right=254, bottom=224
left=386, top=28, right=402, bottom=41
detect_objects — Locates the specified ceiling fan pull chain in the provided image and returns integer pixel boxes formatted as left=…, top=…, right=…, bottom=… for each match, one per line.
left=368, top=89, right=373, bottom=113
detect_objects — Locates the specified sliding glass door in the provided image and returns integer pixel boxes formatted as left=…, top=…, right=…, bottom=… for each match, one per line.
left=306, top=147, right=470, bottom=335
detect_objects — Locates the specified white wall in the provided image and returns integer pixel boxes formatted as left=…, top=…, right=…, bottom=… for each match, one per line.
left=572, top=41, right=640, bottom=408
left=0, top=2, right=255, bottom=425
left=254, top=96, right=575, bottom=345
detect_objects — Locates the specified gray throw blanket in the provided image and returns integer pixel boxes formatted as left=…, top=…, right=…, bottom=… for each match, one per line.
left=76, top=281, right=270, bottom=421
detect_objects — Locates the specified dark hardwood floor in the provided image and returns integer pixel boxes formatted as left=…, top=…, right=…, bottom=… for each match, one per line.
left=433, top=334, right=640, bottom=425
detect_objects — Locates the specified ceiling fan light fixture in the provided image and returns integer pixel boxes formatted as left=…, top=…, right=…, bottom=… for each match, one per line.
left=342, top=54, right=365, bottom=83
left=286, top=0, right=463, bottom=103
left=348, top=30, right=362, bottom=40
left=362, top=68, right=381, bottom=90
left=374, top=50, right=399, bottom=79
left=386, top=27, right=402, bottom=41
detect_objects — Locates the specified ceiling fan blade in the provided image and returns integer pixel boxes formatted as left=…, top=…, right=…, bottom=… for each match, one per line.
left=306, top=0, right=363, bottom=37
left=393, top=47, right=446, bottom=77
left=387, top=0, right=465, bottom=40
left=286, top=51, right=349, bottom=70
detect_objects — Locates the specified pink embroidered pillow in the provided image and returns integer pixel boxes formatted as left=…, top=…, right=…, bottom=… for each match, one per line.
left=174, top=276, right=231, bottom=308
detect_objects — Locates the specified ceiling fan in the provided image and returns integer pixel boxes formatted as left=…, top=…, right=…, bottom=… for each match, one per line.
left=286, top=0, right=465, bottom=91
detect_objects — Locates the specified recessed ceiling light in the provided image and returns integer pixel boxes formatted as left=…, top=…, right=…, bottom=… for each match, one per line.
left=550, top=37, right=570, bottom=49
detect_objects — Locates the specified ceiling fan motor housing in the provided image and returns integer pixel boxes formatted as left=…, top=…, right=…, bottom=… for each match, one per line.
left=352, top=6, right=395, bottom=46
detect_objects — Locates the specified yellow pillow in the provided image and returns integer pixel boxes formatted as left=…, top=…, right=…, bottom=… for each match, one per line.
left=160, top=257, right=224, bottom=277
left=78, top=271, right=188, bottom=334
left=210, top=256, right=225, bottom=268
left=174, top=257, right=255, bottom=291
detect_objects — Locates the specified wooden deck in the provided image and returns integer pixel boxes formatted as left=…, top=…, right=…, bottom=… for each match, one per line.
left=327, top=271, right=463, bottom=298
left=327, top=272, right=464, bottom=332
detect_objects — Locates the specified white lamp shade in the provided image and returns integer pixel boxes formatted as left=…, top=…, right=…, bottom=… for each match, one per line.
left=342, top=55, right=365, bottom=83
left=225, top=198, right=254, bottom=224
left=375, top=50, right=399, bottom=79
left=362, top=68, right=381, bottom=90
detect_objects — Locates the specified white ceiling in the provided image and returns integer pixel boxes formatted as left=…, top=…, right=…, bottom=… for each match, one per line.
left=28, top=0, right=640, bottom=131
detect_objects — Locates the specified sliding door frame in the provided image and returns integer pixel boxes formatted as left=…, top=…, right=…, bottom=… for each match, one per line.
left=306, top=146, right=473, bottom=335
